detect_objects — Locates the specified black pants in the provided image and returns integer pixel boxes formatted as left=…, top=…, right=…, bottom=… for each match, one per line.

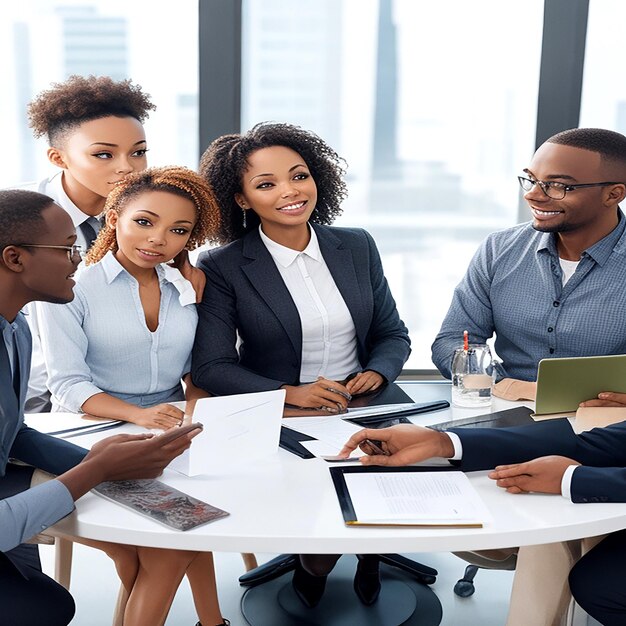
left=0, top=464, right=74, bottom=625
left=0, top=550, right=75, bottom=626
left=569, top=529, right=626, bottom=626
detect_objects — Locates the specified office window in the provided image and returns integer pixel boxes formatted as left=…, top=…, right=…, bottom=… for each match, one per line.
left=242, top=0, right=544, bottom=369
left=579, top=0, right=626, bottom=132
left=0, top=0, right=198, bottom=188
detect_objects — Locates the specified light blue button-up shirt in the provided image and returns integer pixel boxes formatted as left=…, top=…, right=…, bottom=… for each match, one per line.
left=432, top=212, right=626, bottom=381
left=38, top=252, right=198, bottom=412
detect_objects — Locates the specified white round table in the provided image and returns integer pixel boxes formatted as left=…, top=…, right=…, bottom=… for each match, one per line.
left=28, top=382, right=626, bottom=625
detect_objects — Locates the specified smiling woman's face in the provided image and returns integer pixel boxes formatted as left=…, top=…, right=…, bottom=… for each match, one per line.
left=108, top=190, right=196, bottom=275
left=235, top=145, right=318, bottom=238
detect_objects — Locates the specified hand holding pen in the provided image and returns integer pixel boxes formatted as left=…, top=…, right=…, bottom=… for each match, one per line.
left=282, top=377, right=352, bottom=414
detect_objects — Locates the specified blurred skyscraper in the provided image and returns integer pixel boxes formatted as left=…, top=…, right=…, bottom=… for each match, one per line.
left=57, top=6, right=127, bottom=79
left=241, top=0, right=342, bottom=150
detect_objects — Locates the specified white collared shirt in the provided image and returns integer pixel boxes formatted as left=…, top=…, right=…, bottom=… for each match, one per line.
left=259, top=226, right=360, bottom=383
left=38, top=172, right=100, bottom=250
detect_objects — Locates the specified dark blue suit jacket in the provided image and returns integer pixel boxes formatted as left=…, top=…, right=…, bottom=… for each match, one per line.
left=192, top=224, right=411, bottom=395
left=450, top=418, right=626, bottom=503
left=1, top=314, right=86, bottom=478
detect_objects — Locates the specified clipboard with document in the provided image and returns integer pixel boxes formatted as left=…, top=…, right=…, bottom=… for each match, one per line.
left=330, top=465, right=489, bottom=528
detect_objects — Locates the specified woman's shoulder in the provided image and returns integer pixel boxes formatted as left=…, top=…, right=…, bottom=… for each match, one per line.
left=313, top=223, right=374, bottom=247
left=74, top=258, right=106, bottom=284
left=197, top=233, right=251, bottom=268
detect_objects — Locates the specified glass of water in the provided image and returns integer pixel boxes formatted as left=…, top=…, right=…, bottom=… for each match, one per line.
left=451, top=344, right=494, bottom=408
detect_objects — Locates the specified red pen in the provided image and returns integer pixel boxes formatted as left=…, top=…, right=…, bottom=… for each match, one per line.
left=463, top=330, right=469, bottom=351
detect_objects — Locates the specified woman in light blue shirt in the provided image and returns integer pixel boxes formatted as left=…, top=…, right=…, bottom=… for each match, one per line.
left=38, top=166, right=228, bottom=626
left=39, top=167, right=218, bottom=429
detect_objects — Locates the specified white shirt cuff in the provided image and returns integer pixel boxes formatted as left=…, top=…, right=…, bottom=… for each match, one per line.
left=446, top=431, right=463, bottom=460
left=561, top=465, right=578, bottom=501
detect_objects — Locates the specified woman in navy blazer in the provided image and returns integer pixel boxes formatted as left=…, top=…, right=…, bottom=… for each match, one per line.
left=192, top=122, right=410, bottom=409
left=193, top=122, right=411, bottom=607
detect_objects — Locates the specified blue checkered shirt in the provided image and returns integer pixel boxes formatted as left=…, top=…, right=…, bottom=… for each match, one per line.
left=432, top=212, right=626, bottom=381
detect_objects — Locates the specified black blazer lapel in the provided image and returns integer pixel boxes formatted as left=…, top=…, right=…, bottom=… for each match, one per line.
left=315, top=225, right=370, bottom=347
left=241, top=231, right=303, bottom=358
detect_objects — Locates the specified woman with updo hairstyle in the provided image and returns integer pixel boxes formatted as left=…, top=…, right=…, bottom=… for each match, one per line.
left=24, top=75, right=157, bottom=412
left=38, top=166, right=230, bottom=626
left=193, top=122, right=411, bottom=608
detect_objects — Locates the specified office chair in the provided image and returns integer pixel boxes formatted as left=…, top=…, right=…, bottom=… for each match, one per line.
left=452, top=550, right=517, bottom=597
left=239, top=553, right=437, bottom=588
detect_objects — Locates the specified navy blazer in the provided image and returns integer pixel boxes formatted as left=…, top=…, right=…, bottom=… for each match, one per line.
left=192, top=224, right=411, bottom=395
left=0, top=314, right=86, bottom=477
left=450, top=418, right=626, bottom=503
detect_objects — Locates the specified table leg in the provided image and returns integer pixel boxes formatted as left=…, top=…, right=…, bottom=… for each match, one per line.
left=240, top=555, right=442, bottom=626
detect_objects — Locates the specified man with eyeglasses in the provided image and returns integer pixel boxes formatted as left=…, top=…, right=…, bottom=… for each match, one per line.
left=0, top=189, right=201, bottom=625
left=431, top=128, right=626, bottom=624
left=432, top=127, right=626, bottom=388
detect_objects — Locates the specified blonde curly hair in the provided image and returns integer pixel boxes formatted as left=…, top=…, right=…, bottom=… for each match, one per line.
left=86, top=166, right=221, bottom=265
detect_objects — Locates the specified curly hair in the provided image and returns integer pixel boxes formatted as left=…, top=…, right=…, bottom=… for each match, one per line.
left=86, top=166, right=221, bottom=265
left=28, top=75, right=156, bottom=145
left=199, top=122, right=348, bottom=244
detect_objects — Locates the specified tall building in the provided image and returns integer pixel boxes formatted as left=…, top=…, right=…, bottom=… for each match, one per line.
left=13, top=21, right=35, bottom=181
left=57, top=6, right=127, bottom=79
left=241, top=0, right=342, bottom=149
left=372, top=0, right=399, bottom=179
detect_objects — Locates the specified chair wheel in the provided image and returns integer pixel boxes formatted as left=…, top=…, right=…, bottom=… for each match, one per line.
left=454, top=579, right=476, bottom=597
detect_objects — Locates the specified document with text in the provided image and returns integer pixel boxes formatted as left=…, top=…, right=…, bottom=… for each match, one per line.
left=331, top=468, right=490, bottom=527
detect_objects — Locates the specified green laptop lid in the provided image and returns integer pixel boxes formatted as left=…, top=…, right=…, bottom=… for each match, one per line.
left=535, top=354, right=626, bottom=415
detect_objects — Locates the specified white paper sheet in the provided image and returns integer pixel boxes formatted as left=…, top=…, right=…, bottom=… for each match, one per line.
left=344, top=471, right=490, bottom=525
left=170, top=390, right=285, bottom=476
left=300, top=439, right=364, bottom=458
left=282, top=416, right=362, bottom=449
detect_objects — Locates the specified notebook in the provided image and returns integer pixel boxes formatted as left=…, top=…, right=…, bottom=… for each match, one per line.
left=535, top=354, right=626, bottom=417
left=93, top=479, right=229, bottom=531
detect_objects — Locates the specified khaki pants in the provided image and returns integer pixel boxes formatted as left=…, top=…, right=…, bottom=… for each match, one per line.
left=457, top=538, right=606, bottom=626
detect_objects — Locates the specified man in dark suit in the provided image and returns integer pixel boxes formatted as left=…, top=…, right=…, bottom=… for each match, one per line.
left=340, top=420, right=626, bottom=625
left=0, top=189, right=200, bottom=626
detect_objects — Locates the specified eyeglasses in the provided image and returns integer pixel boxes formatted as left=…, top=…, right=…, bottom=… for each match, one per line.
left=518, top=176, right=622, bottom=200
left=17, top=244, right=84, bottom=262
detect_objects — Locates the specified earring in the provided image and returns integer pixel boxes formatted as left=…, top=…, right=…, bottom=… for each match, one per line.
left=242, top=208, right=247, bottom=229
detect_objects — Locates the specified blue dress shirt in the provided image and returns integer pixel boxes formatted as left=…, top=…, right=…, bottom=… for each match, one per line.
left=37, top=252, right=198, bottom=412
left=432, top=212, right=626, bottom=381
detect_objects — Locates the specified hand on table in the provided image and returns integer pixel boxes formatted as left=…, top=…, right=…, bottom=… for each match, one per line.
left=338, top=425, right=455, bottom=466
left=488, top=455, right=581, bottom=495
left=345, top=370, right=384, bottom=395
left=58, top=424, right=203, bottom=499
left=579, top=392, right=626, bottom=408
left=169, top=249, right=206, bottom=303
left=130, top=403, right=185, bottom=429
left=282, top=377, right=352, bottom=413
